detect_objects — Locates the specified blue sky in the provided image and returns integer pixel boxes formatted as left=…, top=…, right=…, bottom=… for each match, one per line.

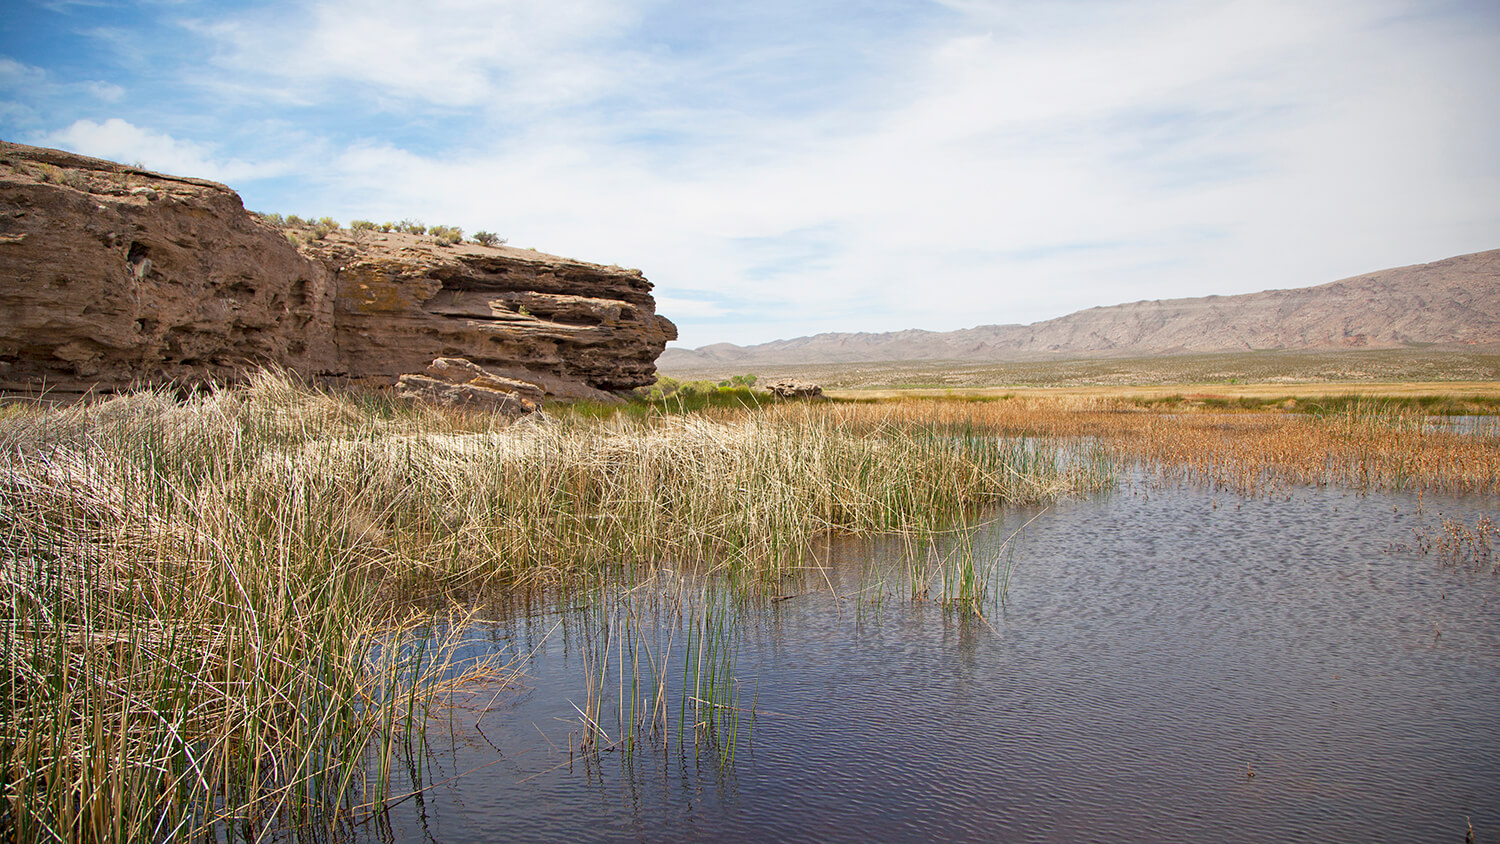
left=3, top=0, right=1497, bottom=348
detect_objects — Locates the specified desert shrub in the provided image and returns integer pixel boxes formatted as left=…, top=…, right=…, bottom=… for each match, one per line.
left=430, top=225, right=463, bottom=245
left=350, top=219, right=376, bottom=231
left=310, top=217, right=338, bottom=240
left=473, top=231, right=505, bottom=247
left=400, top=219, right=426, bottom=235
left=716, top=375, right=760, bottom=389
left=37, top=164, right=90, bottom=190
left=379, top=221, right=395, bottom=232
left=285, top=214, right=307, bottom=227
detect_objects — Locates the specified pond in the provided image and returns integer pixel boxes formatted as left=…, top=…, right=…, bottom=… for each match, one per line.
left=370, top=478, right=1499, bottom=843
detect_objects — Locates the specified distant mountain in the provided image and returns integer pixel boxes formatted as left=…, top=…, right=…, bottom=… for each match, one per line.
left=660, top=249, right=1500, bottom=369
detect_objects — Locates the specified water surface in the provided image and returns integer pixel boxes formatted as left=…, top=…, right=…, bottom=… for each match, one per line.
left=376, top=480, right=1500, bottom=843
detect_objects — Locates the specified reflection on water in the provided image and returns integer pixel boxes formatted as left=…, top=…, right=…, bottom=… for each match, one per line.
left=376, top=480, right=1500, bottom=843
left=1423, top=414, right=1500, bottom=436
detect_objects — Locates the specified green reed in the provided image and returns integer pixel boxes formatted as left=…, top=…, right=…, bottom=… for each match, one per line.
left=0, top=370, right=1112, bottom=841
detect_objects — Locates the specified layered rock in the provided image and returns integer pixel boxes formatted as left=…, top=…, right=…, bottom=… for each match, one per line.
left=301, top=231, right=675, bottom=400
left=767, top=380, right=824, bottom=399
left=395, top=357, right=543, bottom=415
left=0, top=141, right=676, bottom=397
left=0, top=143, right=335, bottom=392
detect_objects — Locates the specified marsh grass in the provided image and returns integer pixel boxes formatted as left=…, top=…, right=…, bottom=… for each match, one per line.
left=0, top=380, right=497, bottom=840
left=1, top=372, right=1113, bottom=841
left=562, top=570, right=745, bottom=764
left=854, top=396, right=1500, bottom=496
left=1408, top=515, right=1498, bottom=573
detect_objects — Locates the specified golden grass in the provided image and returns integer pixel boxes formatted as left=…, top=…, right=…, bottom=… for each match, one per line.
left=665, top=346, right=1500, bottom=391
left=2, top=369, right=1491, bottom=841
left=1, top=371, right=1112, bottom=842
left=811, top=396, right=1500, bottom=496
left=828, top=380, right=1500, bottom=405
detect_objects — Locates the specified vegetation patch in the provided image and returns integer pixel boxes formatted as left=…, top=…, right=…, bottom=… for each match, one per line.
left=0, top=371, right=1113, bottom=841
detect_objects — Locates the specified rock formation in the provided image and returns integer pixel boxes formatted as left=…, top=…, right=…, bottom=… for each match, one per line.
left=395, top=357, right=543, bottom=415
left=767, top=380, right=824, bottom=399
left=0, top=141, right=676, bottom=398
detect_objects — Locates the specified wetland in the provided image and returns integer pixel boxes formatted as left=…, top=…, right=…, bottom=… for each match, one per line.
left=2, top=374, right=1496, bottom=842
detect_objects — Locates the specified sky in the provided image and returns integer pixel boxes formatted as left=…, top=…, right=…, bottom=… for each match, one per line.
left=2, top=0, right=1497, bottom=349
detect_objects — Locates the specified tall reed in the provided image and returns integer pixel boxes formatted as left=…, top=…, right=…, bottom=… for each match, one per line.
left=847, top=396, right=1500, bottom=495
left=1, top=372, right=1110, bottom=841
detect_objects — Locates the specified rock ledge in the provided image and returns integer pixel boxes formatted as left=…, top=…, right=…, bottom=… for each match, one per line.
left=0, top=141, right=677, bottom=399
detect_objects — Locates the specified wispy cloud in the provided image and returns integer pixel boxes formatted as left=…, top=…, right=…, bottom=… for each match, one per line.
left=3, top=0, right=1497, bottom=348
left=41, top=118, right=296, bottom=183
left=187, top=0, right=645, bottom=113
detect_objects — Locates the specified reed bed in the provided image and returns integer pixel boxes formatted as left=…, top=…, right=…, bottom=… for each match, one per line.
left=0, top=372, right=1108, bottom=842
left=563, top=571, right=744, bottom=763
left=10, top=375, right=1471, bottom=840
left=835, top=397, right=1500, bottom=496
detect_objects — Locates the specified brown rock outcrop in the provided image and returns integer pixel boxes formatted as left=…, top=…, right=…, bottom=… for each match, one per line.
left=0, top=141, right=676, bottom=397
left=395, top=357, right=542, bottom=415
left=767, top=380, right=824, bottom=399
left=0, top=143, right=335, bottom=392
left=301, top=230, right=674, bottom=400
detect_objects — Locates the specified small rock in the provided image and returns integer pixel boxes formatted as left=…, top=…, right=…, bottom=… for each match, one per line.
left=425, top=357, right=545, bottom=403
left=396, top=357, right=544, bottom=415
left=396, top=374, right=535, bottom=415
left=768, top=380, right=824, bottom=400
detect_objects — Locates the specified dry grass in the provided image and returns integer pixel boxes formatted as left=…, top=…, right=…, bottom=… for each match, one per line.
left=4, top=368, right=1489, bottom=841
left=829, top=380, right=1500, bottom=408
left=0, top=371, right=1111, bottom=842
left=817, top=396, right=1500, bottom=496
left=663, top=347, right=1500, bottom=391
left=1410, top=515, right=1498, bottom=572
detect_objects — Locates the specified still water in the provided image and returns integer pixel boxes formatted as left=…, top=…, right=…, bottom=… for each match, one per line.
left=376, top=480, right=1499, bottom=843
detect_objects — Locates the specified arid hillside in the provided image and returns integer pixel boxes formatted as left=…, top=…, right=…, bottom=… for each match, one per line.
left=662, top=249, right=1500, bottom=369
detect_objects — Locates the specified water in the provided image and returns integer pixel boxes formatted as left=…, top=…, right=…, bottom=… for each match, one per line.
left=372, top=480, right=1500, bottom=843
left=1424, top=414, right=1500, bottom=436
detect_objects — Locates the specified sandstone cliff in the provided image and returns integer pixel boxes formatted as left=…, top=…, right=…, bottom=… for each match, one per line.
left=0, top=141, right=676, bottom=398
left=661, top=249, right=1500, bottom=369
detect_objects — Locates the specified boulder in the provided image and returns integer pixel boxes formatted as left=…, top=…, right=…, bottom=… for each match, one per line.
left=768, top=380, right=824, bottom=399
left=422, top=357, right=545, bottom=401
left=395, top=357, right=542, bottom=414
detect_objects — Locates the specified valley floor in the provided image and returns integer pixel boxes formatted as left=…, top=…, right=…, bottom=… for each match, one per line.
left=660, top=346, right=1500, bottom=397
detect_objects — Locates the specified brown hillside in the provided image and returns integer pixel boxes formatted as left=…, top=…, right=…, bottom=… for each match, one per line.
left=661, top=250, right=1500, bottom=368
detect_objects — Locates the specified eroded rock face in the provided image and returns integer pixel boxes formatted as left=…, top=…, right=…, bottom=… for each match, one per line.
left=302, top=231, right=675, bottom=398
left=0, top=143, right=336, bottom=392
left=0, top=141, right=677, bottom=398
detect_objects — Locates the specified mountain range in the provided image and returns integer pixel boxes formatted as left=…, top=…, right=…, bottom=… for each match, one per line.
left=660, top=249, right=1500, bottom=369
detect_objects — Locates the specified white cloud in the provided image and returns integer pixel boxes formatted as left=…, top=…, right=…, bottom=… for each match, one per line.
left=41, top=118, right=293, bottom=183
left=0, top=57, right=50, bottom=90
left=193, top=0, right=645, bottom=111
left=654, top=297, right=730, bottom=320
left=84, top=81, right=125, bottom=102
left=18, top=0, right=1492, bottom=349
